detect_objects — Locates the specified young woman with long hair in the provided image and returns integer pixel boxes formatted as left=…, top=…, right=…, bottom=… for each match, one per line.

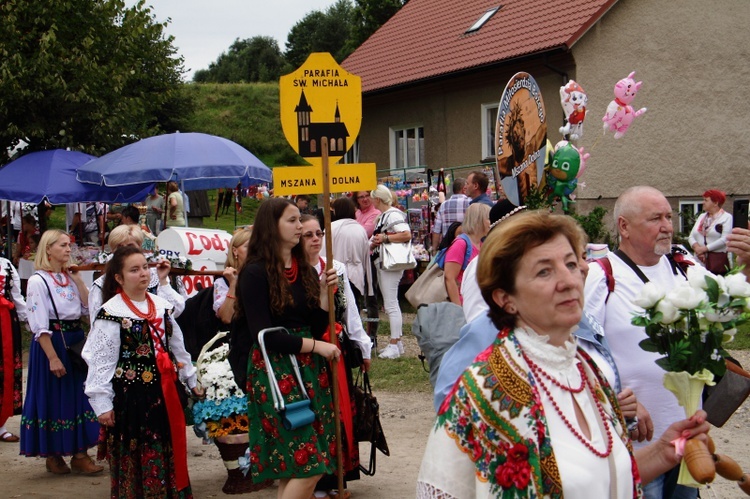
left=83, top=246, right=201, bottom=497
left=231, top=197, right=340, bottom=499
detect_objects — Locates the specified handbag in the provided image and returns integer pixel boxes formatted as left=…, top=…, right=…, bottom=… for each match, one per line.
left=258, top=327, right=316, bottom=430
left=37, top=273, right=88, bottom=374
left=704, top=360, right=750, bottom=427
left=404, top=262, right=447, bottom=308
left=353, top=370, right=389, bottom=476
left=378, top=214, right=417, bottom=272
left=704, top=251, right=729, bottom=275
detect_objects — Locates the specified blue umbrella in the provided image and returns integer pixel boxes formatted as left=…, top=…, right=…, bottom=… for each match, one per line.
left=76, top=132, right=272, bottom=190
left=0, top=149, right=154, bottom=204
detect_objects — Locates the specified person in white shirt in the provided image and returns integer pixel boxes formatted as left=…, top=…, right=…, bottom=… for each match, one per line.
left=584, top=186, right=697, bottom=499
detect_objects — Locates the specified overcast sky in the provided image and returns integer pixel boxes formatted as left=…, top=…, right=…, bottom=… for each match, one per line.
left=128, top=0, right=340, bottom=80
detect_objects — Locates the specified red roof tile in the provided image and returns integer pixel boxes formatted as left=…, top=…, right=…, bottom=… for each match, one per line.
left=342, top=0, right=618, bottom=93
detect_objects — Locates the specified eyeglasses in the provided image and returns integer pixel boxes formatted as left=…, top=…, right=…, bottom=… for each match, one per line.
left=302, top=230, right=325, bottom=239
left=356, top=194, right=370, bottom=200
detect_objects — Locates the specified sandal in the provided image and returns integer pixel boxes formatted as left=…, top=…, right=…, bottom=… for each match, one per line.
left=0, top=431, right=19, bottom=443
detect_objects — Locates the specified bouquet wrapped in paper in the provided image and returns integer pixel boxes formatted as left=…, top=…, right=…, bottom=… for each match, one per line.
left=632, top=265, right=750, bottom=486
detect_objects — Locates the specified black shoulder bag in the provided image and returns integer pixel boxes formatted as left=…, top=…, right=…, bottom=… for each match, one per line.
left=37, top=273, right=88, bottom=374
left=353, top=370, right=389, bottom=476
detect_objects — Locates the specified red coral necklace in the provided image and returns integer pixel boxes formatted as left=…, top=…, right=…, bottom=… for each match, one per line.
left=120, top=291, right=157, bottom=322
left=47, top=270, right=70, bottom=288
left=284, top=258, right=298, bottom=283
left=524, top=353, right=613, bottom=458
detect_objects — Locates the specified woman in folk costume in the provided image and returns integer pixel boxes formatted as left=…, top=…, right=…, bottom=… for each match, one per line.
left=300, top=214, right=372, bottom=499
left=0, top=256, right=26, bottom=443
left=232, top=197, right=340, bottom=499
left=417, top=211, right=710, bottom=498
left=20, top=230, right=102, bottom=474
left=83, top=246, right=202, bottom=498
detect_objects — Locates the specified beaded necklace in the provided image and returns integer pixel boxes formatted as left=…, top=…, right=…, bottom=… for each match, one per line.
left=47, top=270, right=70, bottom=288
left=284, top=258, right=299, bottom=283
left=120, top=291, right=157, bottom=322
left=524, top=352, right=613, bottom=458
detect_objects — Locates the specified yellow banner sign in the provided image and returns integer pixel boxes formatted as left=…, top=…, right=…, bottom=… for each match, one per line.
left=273, top=164, right=377, bottom=196
left=279, top=53, right=362, bottom=167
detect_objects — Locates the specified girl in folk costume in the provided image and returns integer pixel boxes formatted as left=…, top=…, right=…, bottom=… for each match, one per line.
left=20, top=230, right=102, bottom=474
left=300, top=214, right=372, bottom=499
left=83, top=246, right=202, bottom=498
left=0, top=256, right=26, bottom=443
left=232, top=198, right=340, bottom=499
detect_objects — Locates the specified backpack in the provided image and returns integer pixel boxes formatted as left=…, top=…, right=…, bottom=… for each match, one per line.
left=176, top=279, right=226, bottom=361
left=593, top=246, right=692, bottom=303
left=433, top=233, right=474, bottom=271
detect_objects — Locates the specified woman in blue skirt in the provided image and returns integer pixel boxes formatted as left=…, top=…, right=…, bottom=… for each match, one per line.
left=20, top=230, right=102, bottom=475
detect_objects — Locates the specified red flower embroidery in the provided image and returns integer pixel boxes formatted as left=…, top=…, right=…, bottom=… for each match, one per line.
left=294, top=449, right=309, bottom=465
left=278, top=378, right=293, bottom=395
left=135, top=343, right=151, bottom=356
left=261, top=418, right=273, bottom=433
left=318, top=372, right=329, bottom=388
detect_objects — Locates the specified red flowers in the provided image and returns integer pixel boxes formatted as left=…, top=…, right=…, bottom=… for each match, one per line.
left=294, top=449, right=309, bottom=465
left=495, top=443, right=531, bottom=490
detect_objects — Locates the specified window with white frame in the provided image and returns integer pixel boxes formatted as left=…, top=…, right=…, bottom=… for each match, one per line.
left=390, top=125, right=424, bottom=168
left=481, top=103, right=498, bottom=161
left=678, top=200, right=703, bottom=234
left=343, top=137, right=359, bottom=164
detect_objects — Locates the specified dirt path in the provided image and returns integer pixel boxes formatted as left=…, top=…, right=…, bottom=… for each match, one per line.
left=3, top=351, right=749, bottom=498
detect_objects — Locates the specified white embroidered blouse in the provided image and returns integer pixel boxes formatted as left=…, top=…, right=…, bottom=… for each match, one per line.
left=0, top=257, right=27, bottom=321
left=26, top=271, right=87, bottom=338
left=82, top=293, right=197, bottom=416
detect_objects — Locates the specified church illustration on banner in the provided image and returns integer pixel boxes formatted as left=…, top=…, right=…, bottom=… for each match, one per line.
left=295, top=90, right=349, bottom=158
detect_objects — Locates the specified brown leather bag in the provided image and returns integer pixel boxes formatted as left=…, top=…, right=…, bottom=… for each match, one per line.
left=704, top=251, right=729, bottom=275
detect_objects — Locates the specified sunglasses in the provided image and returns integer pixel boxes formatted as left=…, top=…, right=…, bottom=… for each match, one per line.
left=302, top=230, right=325, bottom=239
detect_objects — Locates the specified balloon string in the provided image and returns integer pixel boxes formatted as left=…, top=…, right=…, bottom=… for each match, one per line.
left=588, top=131, right=604, bottom=153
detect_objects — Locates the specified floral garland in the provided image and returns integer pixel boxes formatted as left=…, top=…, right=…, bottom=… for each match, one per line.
left=192, top=342, right=247, bottom=438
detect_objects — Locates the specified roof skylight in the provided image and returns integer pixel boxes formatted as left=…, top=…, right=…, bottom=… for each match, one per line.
left=466, top=6, right=501, bottom=34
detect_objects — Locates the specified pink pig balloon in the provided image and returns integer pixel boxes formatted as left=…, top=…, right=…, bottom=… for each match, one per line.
left=602, top=71, right=647, bottom=139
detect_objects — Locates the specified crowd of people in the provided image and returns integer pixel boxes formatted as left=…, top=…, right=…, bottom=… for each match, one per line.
left=0, top=181, right=748, bottom=498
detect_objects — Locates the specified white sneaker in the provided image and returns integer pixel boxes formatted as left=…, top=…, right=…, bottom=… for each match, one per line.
left=397, top=340, right=405, bottom=355
left=378, top=344, right=401, bottom=359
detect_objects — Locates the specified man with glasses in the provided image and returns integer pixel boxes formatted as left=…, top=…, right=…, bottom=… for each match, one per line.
left=431, top=178, right=470, bottom=251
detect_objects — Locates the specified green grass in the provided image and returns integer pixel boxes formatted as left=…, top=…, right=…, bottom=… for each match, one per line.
left=731, top=323, right=750, bottom=350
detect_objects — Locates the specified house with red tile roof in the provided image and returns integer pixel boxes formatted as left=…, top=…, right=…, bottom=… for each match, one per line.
left=342, top=0, right=750, bottom=233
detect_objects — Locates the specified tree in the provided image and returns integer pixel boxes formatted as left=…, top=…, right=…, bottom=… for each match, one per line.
left=284, top=0, right=355, bottom=68
left=0, top=0, right=188, bottom=160
left=193, top=36, right=285, bottom=84
left=348, top=0, right=406, bottom=50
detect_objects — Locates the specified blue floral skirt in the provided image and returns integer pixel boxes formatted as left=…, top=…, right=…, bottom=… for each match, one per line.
left=20, top=325, right=99, bottom=457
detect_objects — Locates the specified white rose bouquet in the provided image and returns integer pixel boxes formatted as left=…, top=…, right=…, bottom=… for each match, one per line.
left=632, top=265, right=750, bottom=486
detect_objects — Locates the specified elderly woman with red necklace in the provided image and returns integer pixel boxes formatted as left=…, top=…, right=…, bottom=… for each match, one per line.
left=417, top=211, right=710, bottom=498
left=231, top=198, right=340, bottom=499
left=20, top=230, right=102, bottom=475
left=83, top=246, right=202, bottom=497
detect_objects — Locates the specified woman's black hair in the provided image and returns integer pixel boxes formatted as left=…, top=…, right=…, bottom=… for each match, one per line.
left=438, top=222, right=462, bottom=252
left=331, top=196, right=357, bottom=221
left=101, top=246, right=145, bottom=303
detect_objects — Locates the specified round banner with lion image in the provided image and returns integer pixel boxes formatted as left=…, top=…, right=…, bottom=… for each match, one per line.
left=495, top=72, right=547, bottom=206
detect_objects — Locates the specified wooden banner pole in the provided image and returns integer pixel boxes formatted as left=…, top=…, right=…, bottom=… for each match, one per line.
left=321, top=137, right=345, bottom=496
